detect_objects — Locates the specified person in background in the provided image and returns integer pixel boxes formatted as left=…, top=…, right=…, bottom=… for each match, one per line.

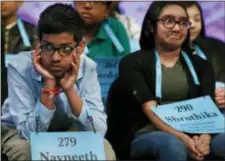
left=106, top=1, right=225, bottom=160
left=109, top=1, right=141, bottom=52
left=1, top=4, right=115, bottom=160
left=74, top=1, right=131, bottom=105
left=109, top=1, right=141, bottom=41
left=1, top=1, right=36, bottom=54
left=182, top=1, right=225, bottom=109
left=1, top=27, right=7, bottom=106
left=74, top=1, right=130, bottom=59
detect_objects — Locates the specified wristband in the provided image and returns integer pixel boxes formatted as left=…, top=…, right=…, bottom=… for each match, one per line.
left=41, top=88, right=60, bottom=95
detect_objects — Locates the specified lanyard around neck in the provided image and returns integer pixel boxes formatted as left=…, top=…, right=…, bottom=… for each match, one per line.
left=194, top=44, right=207, bottom=60
left=154, top=49, right=200, bottom=100
left=103, top=24, right=124, bottom=53
left=17, top=18, right=31, bottom=48
left=84, top=24, right=124, bottom=55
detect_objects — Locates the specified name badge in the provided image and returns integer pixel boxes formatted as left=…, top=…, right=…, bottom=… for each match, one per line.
left=31, top=132, right=105, bottom=160
left=94, top=57, right=121, bottom=103
left=151, top=96, right=225, bottom=134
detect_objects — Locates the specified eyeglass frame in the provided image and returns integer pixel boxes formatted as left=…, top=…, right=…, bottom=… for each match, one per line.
left=157, top=17, right=191, bottom=30
left=40, top=43, right=78, bottom=57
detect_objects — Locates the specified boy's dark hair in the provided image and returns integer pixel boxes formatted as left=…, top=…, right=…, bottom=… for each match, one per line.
left=37, top=3, right=84, bottom=43
left=181, top=1, right=206, bottom=38
left=140, top=1, right=192, bottom=54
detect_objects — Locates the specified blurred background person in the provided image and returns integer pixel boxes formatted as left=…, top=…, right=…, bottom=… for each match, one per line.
left=74, top=1, right=130, bottom=59
left=182, top=1, right=225, bottom=109
left=1, top=1, right=36, bottom=55
left=74, top=1, right=131, bottom=105
left=1, top=27, right=7, bottom=106
left=110, top=1, right=141, bottom=41
left=1, top=1, right=37, bottom=106
left=109, top=1, right=141, bottom=52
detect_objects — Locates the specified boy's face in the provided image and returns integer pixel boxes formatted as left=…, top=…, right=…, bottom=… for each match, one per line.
left=1, top=2, right=21, bottom=18
left=36, top=33, right=84, bottom=79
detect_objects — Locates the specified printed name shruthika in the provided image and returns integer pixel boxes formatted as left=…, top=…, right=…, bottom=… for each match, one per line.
left=165, top=111, right=219, bottom=122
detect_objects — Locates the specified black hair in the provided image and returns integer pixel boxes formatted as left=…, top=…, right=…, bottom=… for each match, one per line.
left=181, top=1, right=206, bottom=38
left=140, top=1, right=192, bottom=54
left=37, top=3, right=84, bottom=43
left=104, top=1, right=112, bottom=6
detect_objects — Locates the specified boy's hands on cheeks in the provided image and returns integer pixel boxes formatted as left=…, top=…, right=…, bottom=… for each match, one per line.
left=60, top=47, right=82, bottom=93
left=33, top=49, right=56, bottom=89
left=33, top=49, right=55, bottom=80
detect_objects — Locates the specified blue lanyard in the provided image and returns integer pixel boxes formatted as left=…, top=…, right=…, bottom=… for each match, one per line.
left=194, top=44, right=207, bottom=60
left=103, top=24, right=124, bottom=53
left=154, top=50, right=200, bottom=100
left=17, top=18, right=31, bottom=48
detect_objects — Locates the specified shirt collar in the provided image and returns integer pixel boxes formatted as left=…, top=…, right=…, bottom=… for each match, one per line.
left=94, top=19, right=109, bottom=40
left=31, top=53, right=84, bottom=82
left=5, top=19, right=17, bottom=30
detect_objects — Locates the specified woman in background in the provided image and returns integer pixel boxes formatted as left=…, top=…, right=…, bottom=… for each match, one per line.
left=182, top=1, right=225, bottom=109
left=109, top=1, right=141, bottom=40
left=74, top=1, right=130, bottom=58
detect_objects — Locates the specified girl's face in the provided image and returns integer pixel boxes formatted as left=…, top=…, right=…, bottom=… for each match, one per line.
left=187, top=5, right=202, bottom=42
left=155, top=4, right=189, bottom=51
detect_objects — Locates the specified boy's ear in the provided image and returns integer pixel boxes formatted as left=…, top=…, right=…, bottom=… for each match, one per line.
left=77, top=40, right=85, bottom=56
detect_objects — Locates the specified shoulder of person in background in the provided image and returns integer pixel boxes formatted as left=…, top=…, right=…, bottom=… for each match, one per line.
left=22, top=19, right=37, bottom=34
left=105, top=17, right=131, bottom=55
left=21, top=19, right=37, bottom=47
left=6, top=18, right=37, bottom=54
left=106, top=17, right=128, bottom=35
left=195, top=36, right=225, bottom=65
left=195, top=36, right=225, bottom=53
left=194, top=36, right=225, bottom=61
left=205, top=37, right=225, bottom=82
left=205, top=36, right=225, bottom=45
left=205, top=37, right=225, bottom=54
left=194, top=36, right=225, bottom=83
left=113, top=11, right=141, bottom=40
left=192, top=53, right=216, bottom=95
